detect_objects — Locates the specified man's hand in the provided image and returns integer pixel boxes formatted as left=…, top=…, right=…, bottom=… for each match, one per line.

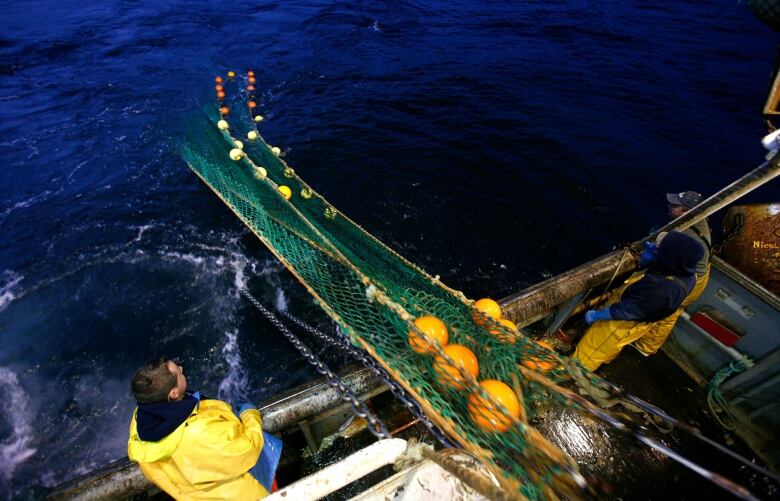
left=238, top=402, right=257, bottom=415
left=638, top=241, right=658, bottom=268
left=584, top=308, right=612, bottom=325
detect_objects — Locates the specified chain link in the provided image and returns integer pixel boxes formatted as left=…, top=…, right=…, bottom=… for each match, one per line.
left=239, top=288, right=391, bottom=440
left=279, top=308, right=456, bottom=448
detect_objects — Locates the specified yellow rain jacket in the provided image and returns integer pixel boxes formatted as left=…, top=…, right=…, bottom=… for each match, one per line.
left=634, top=222, right=712, bottom=355
left=574, top=232, right=703, bottom=372
left=128, top=399, right=267, bottom=500
left=633, top=263, right=710, bottom=355
left=573, top=275, right=655, bottom=372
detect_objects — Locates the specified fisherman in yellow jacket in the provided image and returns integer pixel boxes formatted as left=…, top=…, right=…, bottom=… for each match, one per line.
left=127, top=358, right=270, bottom=500
left=632, top=191, right=712, bottom=355
left=574, top=231, right=704, bottom=372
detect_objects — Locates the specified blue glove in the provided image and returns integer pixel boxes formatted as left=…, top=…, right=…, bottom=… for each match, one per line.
left=638, top=241, right=658, bottom=268
left=584, top=308, right=612, bottom=325
left=238, top=402, right=257, bottom=415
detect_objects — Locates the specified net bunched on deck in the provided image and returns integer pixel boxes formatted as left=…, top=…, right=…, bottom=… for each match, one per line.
left=183, top=74, right=745, bottom=500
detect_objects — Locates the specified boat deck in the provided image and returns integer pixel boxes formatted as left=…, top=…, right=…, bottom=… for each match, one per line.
left=518, top=341, right=777, bottom=499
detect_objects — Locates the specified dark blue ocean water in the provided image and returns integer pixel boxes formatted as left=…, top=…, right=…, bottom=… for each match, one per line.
left=0, top=0, right=775, bottom=496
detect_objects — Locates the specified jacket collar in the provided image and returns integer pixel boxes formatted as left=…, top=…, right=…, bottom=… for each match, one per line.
left=135, top=391, right=200, bottom=442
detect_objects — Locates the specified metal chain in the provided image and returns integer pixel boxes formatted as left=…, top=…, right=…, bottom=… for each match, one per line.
left=279, top=309, right=456, bottom=448
left=239, top=288, right=391, bottom=440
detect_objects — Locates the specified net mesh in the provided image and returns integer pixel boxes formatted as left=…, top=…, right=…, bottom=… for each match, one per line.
left=184, top=79, right=592, bottom=499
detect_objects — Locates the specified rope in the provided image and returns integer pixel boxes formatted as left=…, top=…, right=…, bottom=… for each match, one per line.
left=707, top=356, right=752, bottom=431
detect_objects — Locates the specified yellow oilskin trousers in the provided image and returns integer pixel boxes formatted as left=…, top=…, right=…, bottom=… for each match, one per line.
left=128, top=399, right=268, bottom=500
left=574, top=319, right=655, bottom=372
left=573, top=273, right=651, bottom=372
left=633, top=264, right=710, bottom=355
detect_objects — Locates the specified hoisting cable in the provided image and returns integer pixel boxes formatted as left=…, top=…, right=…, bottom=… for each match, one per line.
left=583, top=366, right=780, bottom=483
left=519, top=365, right=762, bottom=501
left=239, top=287, right=391, bottom=440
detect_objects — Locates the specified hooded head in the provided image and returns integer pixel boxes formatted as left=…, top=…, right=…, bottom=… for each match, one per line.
left=652, top=231, right=704, bottom=277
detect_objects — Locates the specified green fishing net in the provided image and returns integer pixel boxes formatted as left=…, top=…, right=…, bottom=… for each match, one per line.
left=183, top=85, right=592, bottom=500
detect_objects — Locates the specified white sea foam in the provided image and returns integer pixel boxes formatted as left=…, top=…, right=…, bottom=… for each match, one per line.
left=275, top=287, right=288, bottom=313
left=0, top=367, right=37, bottom=480
left=0, top=190, right=53, bottom=218
left=0, top=271, right=23, bottom=311
left=217, top=329, right=249, bottom=404
left=130, top=224, right=153, bottom=244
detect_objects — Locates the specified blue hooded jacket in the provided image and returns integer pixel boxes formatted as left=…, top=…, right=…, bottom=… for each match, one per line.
left=135, top=392, right=200, bottom=442
left=610, top=232, right=704, bottom=322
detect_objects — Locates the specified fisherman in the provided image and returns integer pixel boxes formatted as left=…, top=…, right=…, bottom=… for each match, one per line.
left=574, top=231, right=704, bottom=371
left=631, top=191, right=712, bottom=355
left=127, top=358, right=275, bottom=500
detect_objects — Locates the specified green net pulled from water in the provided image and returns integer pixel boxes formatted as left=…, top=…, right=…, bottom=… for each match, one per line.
left=184, top=84, right=592, bottom=500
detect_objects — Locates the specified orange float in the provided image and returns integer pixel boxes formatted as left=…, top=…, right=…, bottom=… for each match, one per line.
left=489, top=318, right=518, bottom=343
left=433, top=344, right=478, bottom=389
left=248, top=70, right=255, bottom=77
left=220, top=106, right=229, bottom=115
left=215, top=76, right=223, bottom=83
left=408, top=316, right=448, bottom=354
left=473, top=298, right=501, bottom=325
left=215, top=84, right=224, bottom=92
left=521, top=340, right=557, bottom=373
left=247, top=85, right=256, bottom=92
left=467, top=380, right=520, bottom=433
left=217, top=91, right=226, bottom=100
left=248, top=101, right=257, bottom=109
left=248, top=76, right=257, bottom=84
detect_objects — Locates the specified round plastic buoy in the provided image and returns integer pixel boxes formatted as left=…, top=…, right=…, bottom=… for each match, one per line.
left=215, top=76, right=223, bottom=83
left=248, top=101, right=257, bottom=109
left=248, top=70, right=255, bottom=77
left=254, top=166, right=267, bottom=179
left=217, top=120, right=229, bottom=130
left=247, top=85, right=256, bottom=92
left=249, top=76, right=256, bottom=84
left=278, top=185, right=292, bottom=199
left=473, top=298, right=501, bottom=325
left=489, top=318, right=517, bottom=344
left=234, top=140, right=244, bottom=150
left=522, top=340, right=557, bottom=373
left=271, top=146, right=281, bottom=156
left=254, top=115, right=264, bottom=122
left=433, top=344, right=478, bottom=389
left=229, top=148, right=244, bottom=161
left=227, top=71, right=236, bottom=78
left=408, top=315, right=448, bottom=354
left=220, top=106, right=229, bottom=116
left=247, top=131, right=258, bottom=140
left=467, top=380, right=520, bottom=433
left=216, top=91, right=225, bottom=100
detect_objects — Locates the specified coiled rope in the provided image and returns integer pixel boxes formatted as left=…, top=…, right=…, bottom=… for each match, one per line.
left=707, top=356, right=752, bottom=431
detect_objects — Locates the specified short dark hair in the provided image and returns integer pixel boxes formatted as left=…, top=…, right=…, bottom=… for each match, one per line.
left=131, top=358, right=177, bottom=404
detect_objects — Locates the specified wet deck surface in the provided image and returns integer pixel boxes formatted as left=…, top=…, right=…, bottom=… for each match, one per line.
left=533, top=348, right=779, bottom=500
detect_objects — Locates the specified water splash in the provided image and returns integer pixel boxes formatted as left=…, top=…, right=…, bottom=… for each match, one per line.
left=216, top=328, right=250, bottom=405
left=0, top=367, right=37, bottom=481
left=0, top=271, right=23, bottom=312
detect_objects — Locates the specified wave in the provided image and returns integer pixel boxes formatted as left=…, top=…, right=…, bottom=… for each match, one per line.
left=0, top=367, right=36, bottom=481
left=0, top=271, right=23, bottom=312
